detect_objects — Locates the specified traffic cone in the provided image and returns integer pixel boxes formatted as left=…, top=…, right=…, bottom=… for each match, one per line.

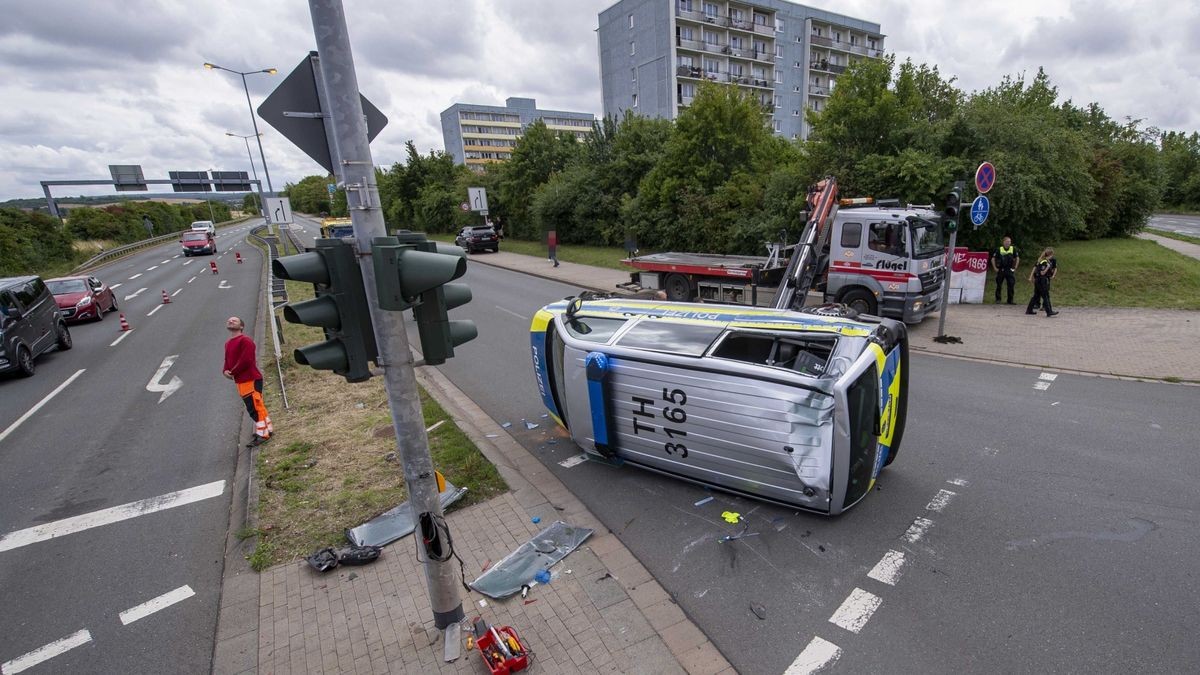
left=235, top=251, right=243, bottom=264
left=210, top=260, right=218, bottom=275
left=161, top=290, right=171, bottom=304
left=118, top=313, right=131, bottom=331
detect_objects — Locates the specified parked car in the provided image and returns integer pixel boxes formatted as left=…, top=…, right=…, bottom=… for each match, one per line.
left=190, top=220, right=216, bottom=236
left=181, top=230, right=216, bottom=256
left=0, top=276, right=72, bottom=377
left=455, top=226, right=500, bottom=253
left=46, top=275, right=118, bottom=323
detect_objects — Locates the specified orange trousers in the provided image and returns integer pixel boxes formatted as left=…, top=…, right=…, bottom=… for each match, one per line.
left=237, top=379, right=273, bottom=439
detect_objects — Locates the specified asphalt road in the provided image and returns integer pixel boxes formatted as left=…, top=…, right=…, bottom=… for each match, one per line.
left=1147, top=213, right=1200, bottom=237
left=422, top=257, right=1200, bottom=674
left=0, top=223, right=263, bottom=674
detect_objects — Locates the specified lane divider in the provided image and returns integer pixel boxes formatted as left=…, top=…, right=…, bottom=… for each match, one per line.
left=1, top=629, right=92, bottom=674
left=118, top=585, right=195, bottom=626
left=0, top=369, right=86, bottom=445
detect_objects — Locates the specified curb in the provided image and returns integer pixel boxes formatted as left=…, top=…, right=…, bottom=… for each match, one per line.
left=414, top=363, right=736, bottom=674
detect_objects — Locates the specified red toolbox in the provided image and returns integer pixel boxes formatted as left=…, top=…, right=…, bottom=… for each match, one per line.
left=476, top=625, right=529, bottom=675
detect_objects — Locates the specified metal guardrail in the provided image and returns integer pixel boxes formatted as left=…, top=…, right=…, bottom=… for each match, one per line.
left=70, top=216, right=254, bottom=274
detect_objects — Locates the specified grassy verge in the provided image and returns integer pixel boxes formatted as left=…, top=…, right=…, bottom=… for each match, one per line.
left=243, top=239, right=507, bottom=570
left=429, top=234, right=638, bottom=272
left=1146, top=228, right=1200, bottom=247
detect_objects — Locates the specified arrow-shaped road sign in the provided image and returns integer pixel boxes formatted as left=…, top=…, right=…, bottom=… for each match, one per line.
left=146, top=355, right=183, bottom=404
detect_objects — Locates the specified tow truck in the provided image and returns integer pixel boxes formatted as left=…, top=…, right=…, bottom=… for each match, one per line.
left=320, top=217, right=354, bottom=239
left=621, top=178, right=946, bottom=323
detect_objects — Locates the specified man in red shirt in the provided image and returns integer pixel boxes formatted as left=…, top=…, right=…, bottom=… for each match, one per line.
left=223, top=316, right=273, bottom=447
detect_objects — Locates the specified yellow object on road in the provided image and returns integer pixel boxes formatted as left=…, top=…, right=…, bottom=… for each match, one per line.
left=722, top=511, right=741, bottom=524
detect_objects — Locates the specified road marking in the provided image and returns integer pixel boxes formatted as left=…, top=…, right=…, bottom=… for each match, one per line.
left=559, top=454, right=588, bottom=468
left=147, top=304, right=163, bottom=317
left=146, top=265, right=158, bottom=271
left=187, top=276, right=197, bottom=284
left=1034, top=372, right=1057, bottom=391
left=123, top=288, right=147, bottom=301
left=0, top=369, right=86, bottom=445
left=146, top=355, right=183, bottom=403
left=1, top=629, right=92, bottom=674
left=926, top=489, right=957, bottom=512
left=0, top=480, right=225, bottom=553
left=110, top=283, right=122, bottom=289
left=828, top=588, right=881, bottom=634
left=183, top=260, right=193, bottom=266
left=160, top=259, right=171, bottom=264
left=218, top=280, right=231, bottom=289
left=495, top=305, right=526, bottom=320
left=1038, top=372, right=1058, bottom=381
left=128, top=273, right=142, bottom=280
left=1033, top=381, right=1051, bottom=391
left=902, top=516, right=933, bottom=543
left=866, top=550, right=906, bottom=586
left=109, top=330, right=133, bottom=347
left=119, top=585, right=195, bottom=625
left=783, top=636, right=842, bottom=675
left=947, top=478, right=970, bottom=487
left=171, top=289, right=182, bottom=297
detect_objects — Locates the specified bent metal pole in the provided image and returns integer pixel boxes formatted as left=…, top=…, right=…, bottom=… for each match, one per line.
left=306, top=0, right=464, bottom=628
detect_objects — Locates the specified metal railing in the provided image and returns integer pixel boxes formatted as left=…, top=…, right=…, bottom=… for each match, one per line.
left=248, top=223, right=290, bottom=411
left=70, top=216, right=255, bottom=274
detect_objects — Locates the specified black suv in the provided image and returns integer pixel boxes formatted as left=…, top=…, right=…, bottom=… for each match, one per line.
left=1, top=276, right=73, bottom=377
left=455, top=226, right=500, bottom=253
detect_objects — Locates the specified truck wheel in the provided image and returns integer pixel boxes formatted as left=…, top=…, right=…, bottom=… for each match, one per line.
left=840, top=289, right=877, bottom=316
left=664, top=274, right=693, bottom=302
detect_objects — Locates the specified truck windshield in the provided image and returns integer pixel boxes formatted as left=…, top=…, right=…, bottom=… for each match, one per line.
left=909, top=219, right=944, bottom=258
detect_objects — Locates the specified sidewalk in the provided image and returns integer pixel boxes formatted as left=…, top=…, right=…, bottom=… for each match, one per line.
left=468, top=250, right=1200, bottom=382
left=1137, top=231, right=1200, bottom=261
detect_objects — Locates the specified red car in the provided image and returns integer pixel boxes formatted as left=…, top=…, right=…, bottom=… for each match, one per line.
left=45, top=275, right=119, bottom=323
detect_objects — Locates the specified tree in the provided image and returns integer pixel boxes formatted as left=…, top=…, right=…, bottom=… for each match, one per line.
left=0, top=208, right=76, bottom=275
left=499, top=120, right=581, bottom=239
left=1160, top=131, right=1200, bottom=210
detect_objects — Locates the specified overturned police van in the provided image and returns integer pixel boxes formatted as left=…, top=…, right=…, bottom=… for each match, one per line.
left=529, top=297, right=908, bottom=515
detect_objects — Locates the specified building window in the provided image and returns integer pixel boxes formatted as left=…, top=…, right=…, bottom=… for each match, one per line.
left=630, top=41, right=636, bottom=55
left=703, top=2, right=718, bottom=18
left=629, top=13, right=634, bottom=28
left=632, top=93, right=638, bottom=107
left=833, top=31, right=841, bottom=42
left=793, top=85, right=801, bottom=92
left=704, top=57, right=719, bottom=74
left=813, top=27, right=822, bottom=37
left=775, top=44, right=783, bottom=58
left=632, top=67, right=637, bottom=82
left=850, top=35, right=858, bottom=45
left=678, top=0, right=693, bottom=12
left=775, top=70, right=782, bottom=83
left=794, top=61, right=802, bottom=68
left=775, top=96, right=781, bottom=108
left=796, top=35, right=803, bottom=43
left=814, top=76, right=821, bottom=85
left=776, top=18, right=785, bottom=33
left=678, top=26, right=694, bottom=41
left=869, top=38, right=877, bottom=50
left=773, top=120, right=781, bottom=132
left=704, top=30, right=719, bottom=45
left=678, top=54, right=695, bottom=67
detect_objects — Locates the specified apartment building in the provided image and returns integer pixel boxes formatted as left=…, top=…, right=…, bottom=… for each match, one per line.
left=598, top=0, right=884, bottom=139
left=440, top=97, right=595, bottom=171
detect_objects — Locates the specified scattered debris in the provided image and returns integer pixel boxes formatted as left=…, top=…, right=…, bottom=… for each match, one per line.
left=540, top=414, right=549, bottom=418
left=531, top=516, right=541, bottom=524
left=347, top=572, right=358, bottom=581
left=596, top=572, right=615, bottom=583
left=933, top=335, right=963, bottom=344
left=750, top=603, right=767, bottom=620
left=355, top=402, right=365, bottom=409
left=478, top=599, right=488, bottom=608
left=338, top=545, right=382, bottom=566
left=523, top=599, right=538, bottom=605
left=469, top=521, right=593, bottom=599
left=383, top=452, right=398, bottom=463
left=721, top=511, right=742, bottom=524
left=426, top=420, right=446, bottom=433
left=818, top=545, right=826, bottom=552
left=694, top=496, right=714, bottom=507
left=305, top=548, right=338, bottom=573
left=523, top=420, right=540, bottom=430
left=718, top=524, right=760, bottom=543
left=770, top=517, right=787, bottom=531
left=564, top=569, right=572, bottom=574
left=502, top=422, right=512, bottom=428
left=345, top=480, right=468, bottom=547
left=534, top=569, right=551, bottom=584
left=481, top=559, right=492, bottom=572
left=485, top=434, right=499, bottom=438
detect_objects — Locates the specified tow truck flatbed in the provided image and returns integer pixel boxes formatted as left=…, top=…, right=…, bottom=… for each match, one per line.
left=623, top=252, right=785, bottom=282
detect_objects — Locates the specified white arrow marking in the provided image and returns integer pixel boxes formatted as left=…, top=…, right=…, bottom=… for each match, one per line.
left=146, top=355, right=183, bottom=403
left=218, top=280, right=231, bottom=289
left=123, top=287, right=147, bottom=301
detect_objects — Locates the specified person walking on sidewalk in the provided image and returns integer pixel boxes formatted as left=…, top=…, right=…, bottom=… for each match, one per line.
left=990, top=236, right=1021, bottom=304
left=547, top=229, right=559, bottom=268
left=1026, top=248, right=1059, bottom=317
left=223, top=316, right=273, bottom=447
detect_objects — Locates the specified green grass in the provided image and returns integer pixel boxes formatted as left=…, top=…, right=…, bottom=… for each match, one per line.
left=1146, top=228, right=1200, bottom=247
left=429, top=234, right=637, bottom=272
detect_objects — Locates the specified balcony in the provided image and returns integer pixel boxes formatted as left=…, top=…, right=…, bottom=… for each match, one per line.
left=677, top=35, right=730, bottom=56
left=678, top=95, right=695, bottom=107
left=811, top=60, right=846, bottom=74
left=810, top=34, right=833, bottom=48
left=676, top=7, right=726, bottom=27
left=676, top=65, right=731, bottom=83
left=725, top=44, right=774, bottom=63
left=809, top=84, right=830, bottom=97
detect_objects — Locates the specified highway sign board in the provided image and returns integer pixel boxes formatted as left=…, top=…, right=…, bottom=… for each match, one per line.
left=971, top=195, right=990, bottom=227
left=212, top=171, right=252, bottom=192
left=169, top=171, right=211, bottom=193
left=257, top=52, right=388, bottom=175
left=110, top=164, right=147, bottom=192
left=468, top=187, right=488, bottom=212
left=327, top=183, right=336, bottom=195
left=265, top=196, right=294, bottom=224
left=975, top=162, right=996, bottom=194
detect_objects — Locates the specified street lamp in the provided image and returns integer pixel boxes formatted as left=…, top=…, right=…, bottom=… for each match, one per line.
left=226, top=131, right=263, bottom=215
left=204, top=62, right=277, bottom=196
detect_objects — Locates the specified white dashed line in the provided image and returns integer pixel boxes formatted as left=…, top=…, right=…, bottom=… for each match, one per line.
left=128, top=273, right=142, bottom=280
left=1, top=629, right=92, bottom=674
left=783, top=636, right=843, bottom=675
left=187, top=276, right=197, bottom=284
left=902, top=517, right=934, bottom=543
left=171, top=289, right=182, bottom=297
left=558, top=454, right=588, bottom=468
left=119, top=585, right=195, bottom=625
left=183, top=259, right=192, bottom=265
left=110, top=283, right=122, bottom=289
left=926, top=489, right=957, bottom=512
left=146, top=265, right=158, bottom=271
left=828, top=588, right=881, bottom=634
left=161, top=259, right=171, bottom=264
left=109, top=330, right=133, bottom=347
left=147, top=304, right=163, bottom=317
left=0, top=369, right=86, bottom=445
left=947, top=478, right=970, bottom=487
left=866, top=550, right=906, bottom=586
left=0, top=480, right=226, bottom=553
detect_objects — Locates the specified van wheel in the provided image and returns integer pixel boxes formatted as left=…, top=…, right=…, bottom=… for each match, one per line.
left=664, top=274, right=693, bottom=302
left=16, top=345, right=34, bottom=377
left=840, top=289, right=877, bottom=315
left=56, top=323, right=73, bottom=351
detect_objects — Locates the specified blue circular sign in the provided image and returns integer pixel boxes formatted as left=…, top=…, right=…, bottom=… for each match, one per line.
left=971, top=195, right=990, bottom=226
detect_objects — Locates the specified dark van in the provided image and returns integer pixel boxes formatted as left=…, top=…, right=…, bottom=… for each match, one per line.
left=0, top=276, right=73, bottom=377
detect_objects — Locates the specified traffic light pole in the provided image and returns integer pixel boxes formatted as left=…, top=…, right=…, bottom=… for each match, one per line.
left=936, top=228, right=958, bottom=338
left=306, top=0, right=464, bottom=629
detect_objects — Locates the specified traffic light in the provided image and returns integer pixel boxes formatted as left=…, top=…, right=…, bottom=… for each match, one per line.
left=372, top=235, right=477, bottom=365
left=943, top=180, right=964, bottom=232
left=273, top=238, right=378, bottom=382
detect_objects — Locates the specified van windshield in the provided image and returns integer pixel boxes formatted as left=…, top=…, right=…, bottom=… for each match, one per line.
left=183, top=232, right=209, bottom=241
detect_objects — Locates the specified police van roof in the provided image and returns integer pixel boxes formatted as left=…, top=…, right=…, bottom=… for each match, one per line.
left=548, top=298, right=874, bottom=338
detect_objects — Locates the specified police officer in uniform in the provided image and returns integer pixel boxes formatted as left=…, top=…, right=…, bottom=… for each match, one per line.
left=990, top=236, right=1020, bottom=304
left=1026, top=247, right=1059, bottom=317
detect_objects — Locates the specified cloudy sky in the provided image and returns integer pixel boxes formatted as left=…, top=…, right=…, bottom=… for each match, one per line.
left=1, top=0, right=1196, bottom=201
